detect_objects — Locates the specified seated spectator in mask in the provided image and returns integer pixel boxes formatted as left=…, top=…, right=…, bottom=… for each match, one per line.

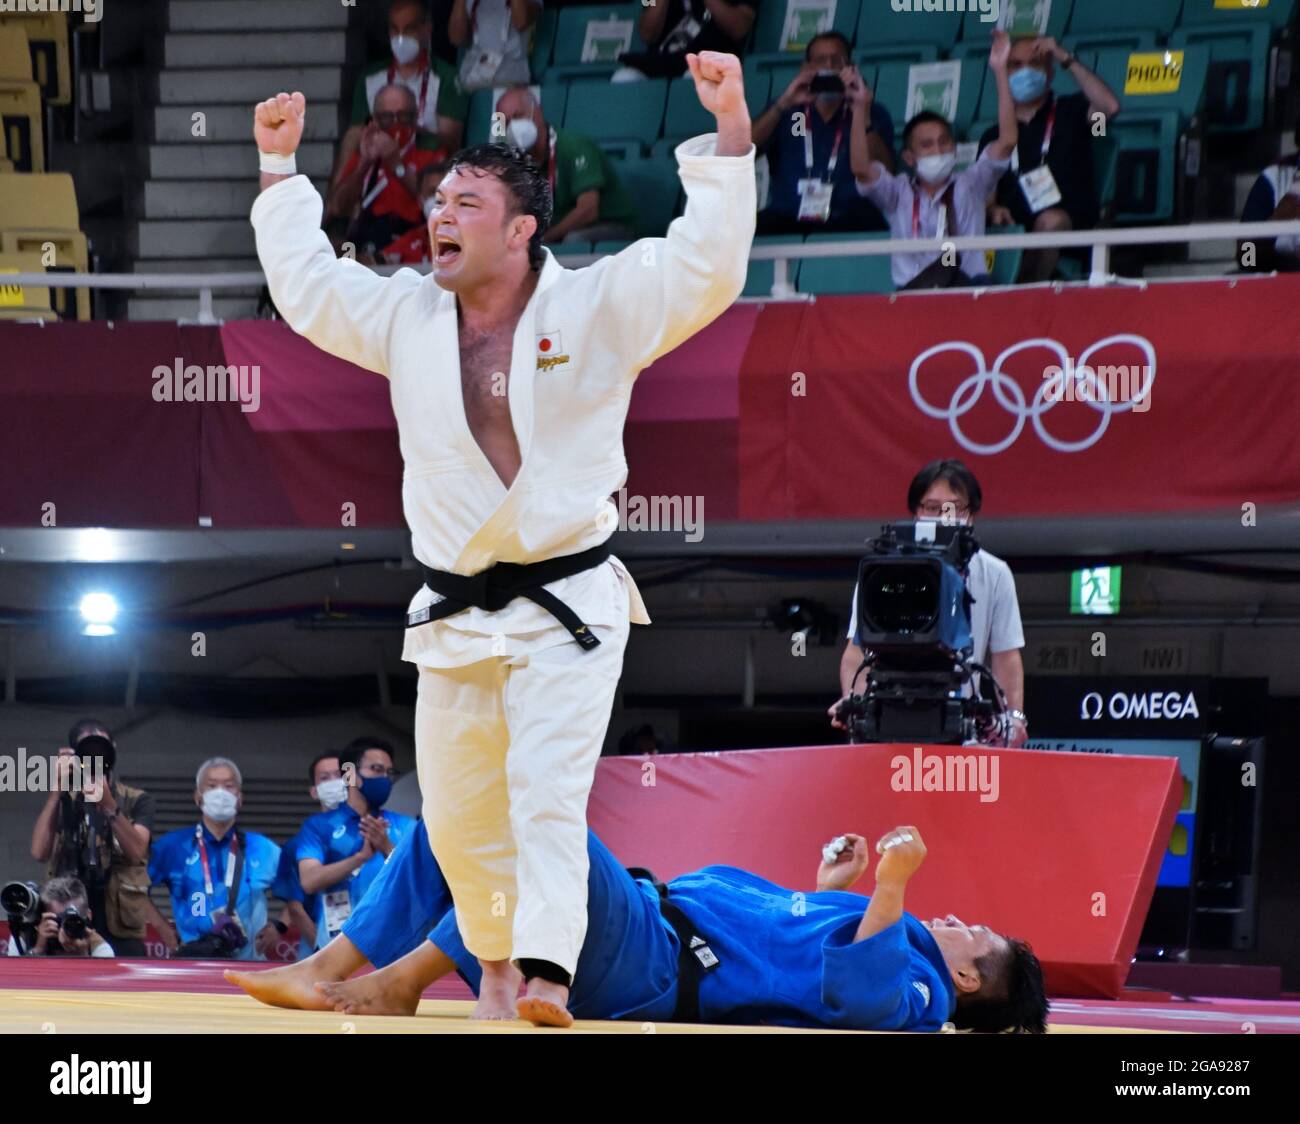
left=980, top=34, right=1120, bottom=282
left=853, top=32, right=1017, bottom=290
left=335, top=0, right=468, bottom=195
left=449, top=0, right=542, bottom=91
left=327, top=83, right=451, bottom=261
left=148, top=757, right=281, bottom=961
left=613, top=0, right=756, bottom=81
left=752, top=32, right=896, bottom=235
left=1240, top=126, right=1300, bottom=272
left=495, top=86, right=639, bottom=244
left=6, top=876, right=115, bottom=958
left=380, top=161, right=449, bottom=264
left=297, top=737, right=416, bottom=951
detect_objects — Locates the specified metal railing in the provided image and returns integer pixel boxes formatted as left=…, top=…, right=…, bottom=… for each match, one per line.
left=5, top=220, right=1300, bottom=323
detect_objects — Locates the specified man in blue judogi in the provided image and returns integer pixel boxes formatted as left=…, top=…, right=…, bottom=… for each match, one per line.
left=229, top=819, right=1047, bottom=1033
left=295, top=738, right=416, bottom=950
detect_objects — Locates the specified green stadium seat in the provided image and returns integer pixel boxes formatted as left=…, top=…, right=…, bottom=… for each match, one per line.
left=744, top=234, right=802, bottom=297
left=563, top=77, right=667, bottom=150
left=1170, top=23, right=1272, bottom=133
left=664, top=72, right=715, bottom=140
left=540, top=78, right=569, bottom=123
left=798, top=231, right=894, bottom=295
left=592, top=239, right=634, bottom=255
left=1067, top=0, right=1182, bottom=37
left=465, top=88, right=494, bottom=145
left=1094, top=45, right=1210, bottom=126
left=594, top=138, right=644, bottom=161
left=1179, top=0, right=1296, bottom=30
left=960, top=0, right=1073, bottom=44
left=751, top=0, right=861, bottom=56
left=856, top=3, right=962, bottom=52
left=1064, top=30, right=1159, bottom=56
left=1107, top=111, right=1181, bottom=223
left=853, top=43, right=939, bottom=66
left=547, top=4, right=647, bottom=82
left=741, top=58, right=773, bottom=119
left=987, top=224, right=1024, bottom=285
left=528, top=5, right=559, bottom=80
left=876, top=57, right=986, bottom=138
left=610, top=156, right=681, bottom=237
left=1092, top=130, right=1120, bottom=215
left=552, top=241, right=593, bottom=264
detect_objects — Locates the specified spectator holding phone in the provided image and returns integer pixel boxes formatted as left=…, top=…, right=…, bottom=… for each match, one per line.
left=752, top=32, right=896, bottom=235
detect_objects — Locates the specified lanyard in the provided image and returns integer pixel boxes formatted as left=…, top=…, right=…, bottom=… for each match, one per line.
left=547, top=126, right=557, bottom=196
left=913, top=183, right=954, bottom=239
left=802, top=103, right=848, bottom=183
left=194, top=824, right=238, bottom=901
left=1012, top=96, right=1056, bottom=174
left=387, top=61, right=431, bottom=126
left=362, top=131, right=417, bottom=209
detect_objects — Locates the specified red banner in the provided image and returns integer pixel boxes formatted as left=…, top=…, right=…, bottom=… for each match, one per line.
left=738, top=275, right=1300, bottom=519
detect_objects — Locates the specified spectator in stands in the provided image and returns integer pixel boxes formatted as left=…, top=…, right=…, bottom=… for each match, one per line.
left=981, top=35, right=1120, bottom=282
left=5, top=876, right=115, bottom=958
left=753, top=31, right=897, bottom=235
left=28, top=720, right=154, bottom=957
left=613, top=0, right=757, bottom=81
left=327, top=83, right=451, bottom=260
left=617, top=723, right=665, bottom=756
left=449, top=0, right=542, bottom=91
left=271, top=751, right=349, bottom=961
left=378, top=161, right=449, bottom=264
left=147, top=757, right=281, bottom=960
left=830, top=459, right=1027, bottom=747
left=1240, top=126, right=1300, bottom=271
left=336, top=0, right=469, bottom=197
left=852, top=32, right=1017, bottom=289
left=297, top=737, right=417, bottom=950
left=495, top=86, right=639, bottom=243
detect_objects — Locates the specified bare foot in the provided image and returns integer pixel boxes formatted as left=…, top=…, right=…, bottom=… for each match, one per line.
left=516, top=978, right=573, bottom=1028
left=472, top=959, right=523, bottom=1020
left=315, top=970, right=423, bottom=1017
left=225, top=961, right=337, bottom=1012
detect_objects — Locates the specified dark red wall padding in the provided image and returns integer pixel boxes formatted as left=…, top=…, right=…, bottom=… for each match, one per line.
left=587, top=743, right=1182, bottom=999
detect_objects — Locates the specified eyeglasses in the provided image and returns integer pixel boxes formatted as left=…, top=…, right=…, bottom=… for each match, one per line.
left=360, top=764, right=401, bottom=779
left=917, top=501, right=970, bottom=518
left=374, top=111, right=416, bottom=127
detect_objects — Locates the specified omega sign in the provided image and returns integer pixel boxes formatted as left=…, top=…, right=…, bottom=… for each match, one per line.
left=1080, top=690, right=1201, bottom=722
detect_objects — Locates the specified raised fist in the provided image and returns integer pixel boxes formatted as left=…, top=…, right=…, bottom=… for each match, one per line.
left=685, top=50, right=745, bottom=119
left=253, top=92, right=307, bottom=156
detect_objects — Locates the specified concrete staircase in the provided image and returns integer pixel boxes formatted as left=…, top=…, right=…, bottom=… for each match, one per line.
left=130, top=0, right=353, bottom=321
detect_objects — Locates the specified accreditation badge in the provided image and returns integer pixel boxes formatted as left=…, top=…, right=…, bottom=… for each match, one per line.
left=1019, top=164, right=1063, bottom=213
left=796, top=178, right=834, bottom=223
left=323, top=888, right=353, bottom=940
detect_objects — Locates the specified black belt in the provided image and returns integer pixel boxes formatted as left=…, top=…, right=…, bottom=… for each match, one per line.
left=405, top=543, right=612, bottom=650
left=628, top=867, right=721, bottom=1024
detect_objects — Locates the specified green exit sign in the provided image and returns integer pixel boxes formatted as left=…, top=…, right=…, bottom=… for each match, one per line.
left=1072, top=566, right=1121, bottom=615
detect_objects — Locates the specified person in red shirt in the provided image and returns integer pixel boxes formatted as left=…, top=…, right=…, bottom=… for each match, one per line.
left=380, top=161, right=449, bottom=264
left=327, top=83, right=449, bottom=259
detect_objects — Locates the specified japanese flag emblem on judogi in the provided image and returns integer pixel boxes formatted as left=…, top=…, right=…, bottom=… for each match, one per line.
left=537, top=330, right=562, bottom=355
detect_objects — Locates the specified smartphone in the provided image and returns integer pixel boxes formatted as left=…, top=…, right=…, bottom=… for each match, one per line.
left=809, top=71, right=845, bottom=95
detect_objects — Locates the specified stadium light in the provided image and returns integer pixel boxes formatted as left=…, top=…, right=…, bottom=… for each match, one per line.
left=79, top=592, right=119, bottom=636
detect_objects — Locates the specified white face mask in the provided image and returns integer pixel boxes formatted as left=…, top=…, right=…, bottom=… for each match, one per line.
left=316, top=778, right=348, bottom=810
left=422, top=195, right=438, bottom=220
left=507, top=117, right=539, bottom=151
left=390, top=34, right=422, bottom=66
left=201, top=788, right=238, bottom=823
left=916, top=152, right=956, bottom=184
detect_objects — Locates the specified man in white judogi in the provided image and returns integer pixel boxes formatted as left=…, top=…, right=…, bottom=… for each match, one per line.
left=250, top=52, right=755, bottom=1025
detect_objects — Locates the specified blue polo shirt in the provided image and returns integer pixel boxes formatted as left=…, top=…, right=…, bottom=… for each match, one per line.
left=296, top=804, right=416, bottom=948
left=272, top=830, right=320, bottom=961
left=148, top=823, right=280, bottom=960
left=762, top=98, right=895, bottom=227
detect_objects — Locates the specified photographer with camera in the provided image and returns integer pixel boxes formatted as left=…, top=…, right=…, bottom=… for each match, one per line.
left=147, top=757, right=281, bottom=960
left=752, top=31, right=896, bottom=236
left=830, top=460, right=1027, bottom=746
left=28, top=720, right=155, bottom=957
left=5, top=875, right=115, bottom=958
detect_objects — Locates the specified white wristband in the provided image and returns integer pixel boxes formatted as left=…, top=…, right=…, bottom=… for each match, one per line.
left=260, top=150, right=297, bottom=176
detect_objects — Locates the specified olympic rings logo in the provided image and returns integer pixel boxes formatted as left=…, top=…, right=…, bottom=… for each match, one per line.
left=908, top=335, right=1158, bottom=455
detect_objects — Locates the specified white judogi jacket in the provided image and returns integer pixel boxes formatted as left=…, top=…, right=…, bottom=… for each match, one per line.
left=251, top=134, right=756, bottom=667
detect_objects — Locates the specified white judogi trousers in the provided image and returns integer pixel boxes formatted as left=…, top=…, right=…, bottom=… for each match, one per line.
left=414, top=603, right=629, bottom=975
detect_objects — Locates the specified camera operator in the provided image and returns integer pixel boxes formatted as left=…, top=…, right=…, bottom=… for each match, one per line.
left=28, top=720, right=155, bottom=956
left=830, top=460, right=1027, bottom=746
left=5, top=876, right=115, bottom=958
left=148, top=757, right=281, bottom=960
